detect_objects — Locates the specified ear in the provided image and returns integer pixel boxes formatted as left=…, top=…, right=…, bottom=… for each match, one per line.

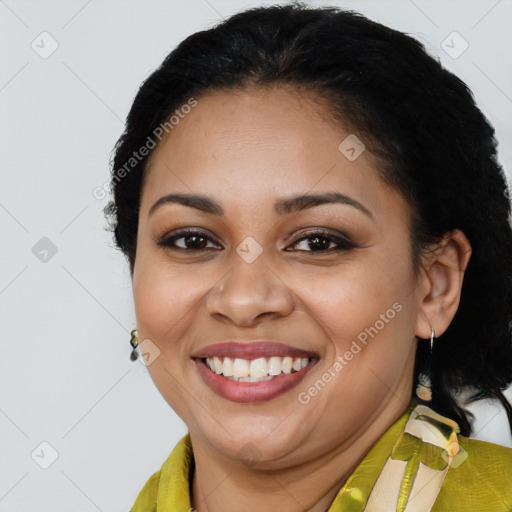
left=414, top=229, right=472, bottom=339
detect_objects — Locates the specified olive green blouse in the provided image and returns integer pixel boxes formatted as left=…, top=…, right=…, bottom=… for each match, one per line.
left=131, top=403, right=512, bottom=511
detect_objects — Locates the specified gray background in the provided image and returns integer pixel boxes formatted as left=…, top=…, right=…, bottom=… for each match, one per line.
left=1, top=0, right=511, bottom=510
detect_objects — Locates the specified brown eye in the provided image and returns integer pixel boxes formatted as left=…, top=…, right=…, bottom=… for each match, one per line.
left=156, top=229, right=222, bottom=251
left=286, top=230, right=356, bottom=253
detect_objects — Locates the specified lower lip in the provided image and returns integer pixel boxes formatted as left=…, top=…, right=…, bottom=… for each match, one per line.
left=194, top=358, right=318, bottom=403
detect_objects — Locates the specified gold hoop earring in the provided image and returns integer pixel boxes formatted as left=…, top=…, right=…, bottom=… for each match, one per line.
left=129, top=329, right=139, bottom=361
left=416, top=327, right=435, bottom=403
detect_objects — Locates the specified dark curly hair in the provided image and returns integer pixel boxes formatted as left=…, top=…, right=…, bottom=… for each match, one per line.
left=104, top=2, right=512, bottom=437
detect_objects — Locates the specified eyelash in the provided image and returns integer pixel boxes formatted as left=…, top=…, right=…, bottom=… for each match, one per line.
left=155, top=228, right=357, bottom=253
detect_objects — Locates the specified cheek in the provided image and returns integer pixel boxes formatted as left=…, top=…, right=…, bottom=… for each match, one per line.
left=132, top=255, right=202, bottom=420
left=133, top=270, right=172, bottom=337
left=310, top=253, right=411, bottom=337
left=132, top=250, right=200, bottom=347
left=304, top=246, right=416, bottom=390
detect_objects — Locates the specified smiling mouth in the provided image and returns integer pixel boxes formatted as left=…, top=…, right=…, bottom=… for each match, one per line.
left=199, top=355, right=316, bottom=382
left=191, top=340, right=320, bottom=402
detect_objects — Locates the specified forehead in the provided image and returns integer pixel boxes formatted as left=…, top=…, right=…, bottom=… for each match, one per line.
left=140, top=85, right=402, bottom=221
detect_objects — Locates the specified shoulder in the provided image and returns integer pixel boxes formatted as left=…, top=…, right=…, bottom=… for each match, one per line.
left=130, top=469, right=160, bottom=512
left=458, top=434, right=512, bottom=463
left=433, top=436, right=512, bottom=511
left=129, top=434, right=193, bottom=511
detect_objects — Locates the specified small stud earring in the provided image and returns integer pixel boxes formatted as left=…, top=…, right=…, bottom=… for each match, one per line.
left=416, top=327, right=435, bottom=403
left=129, top=329, right=139, bottom=361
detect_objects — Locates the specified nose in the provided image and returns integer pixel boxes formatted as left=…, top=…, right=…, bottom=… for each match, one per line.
left=204, top=255, right=295, bottom=327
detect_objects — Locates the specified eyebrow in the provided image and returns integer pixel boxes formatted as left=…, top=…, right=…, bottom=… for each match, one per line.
left=148, top=191, right=373, bottom=218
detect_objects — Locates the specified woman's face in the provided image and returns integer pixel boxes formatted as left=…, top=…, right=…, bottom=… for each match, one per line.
left=132, top=85, right=424, bottom=468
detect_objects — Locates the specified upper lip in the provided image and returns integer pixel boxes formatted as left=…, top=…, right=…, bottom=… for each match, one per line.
left=192, top=340, right=319, bottom=360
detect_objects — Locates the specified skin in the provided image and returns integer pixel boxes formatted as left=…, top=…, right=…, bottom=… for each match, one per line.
left=132, top=84, right=471, bottom=512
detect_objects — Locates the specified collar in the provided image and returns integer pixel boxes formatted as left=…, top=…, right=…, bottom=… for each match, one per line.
left=154, top=402, right=460, bottom=511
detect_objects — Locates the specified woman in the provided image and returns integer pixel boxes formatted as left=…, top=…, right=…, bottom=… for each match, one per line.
left=104, top=3, right=512, bottom=511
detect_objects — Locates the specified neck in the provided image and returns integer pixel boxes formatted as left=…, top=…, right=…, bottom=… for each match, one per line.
left=189, top=397, right=410, bottom=512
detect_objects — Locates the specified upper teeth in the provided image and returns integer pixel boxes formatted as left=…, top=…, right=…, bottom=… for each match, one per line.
left=205, top=356, right=310, bottom=381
